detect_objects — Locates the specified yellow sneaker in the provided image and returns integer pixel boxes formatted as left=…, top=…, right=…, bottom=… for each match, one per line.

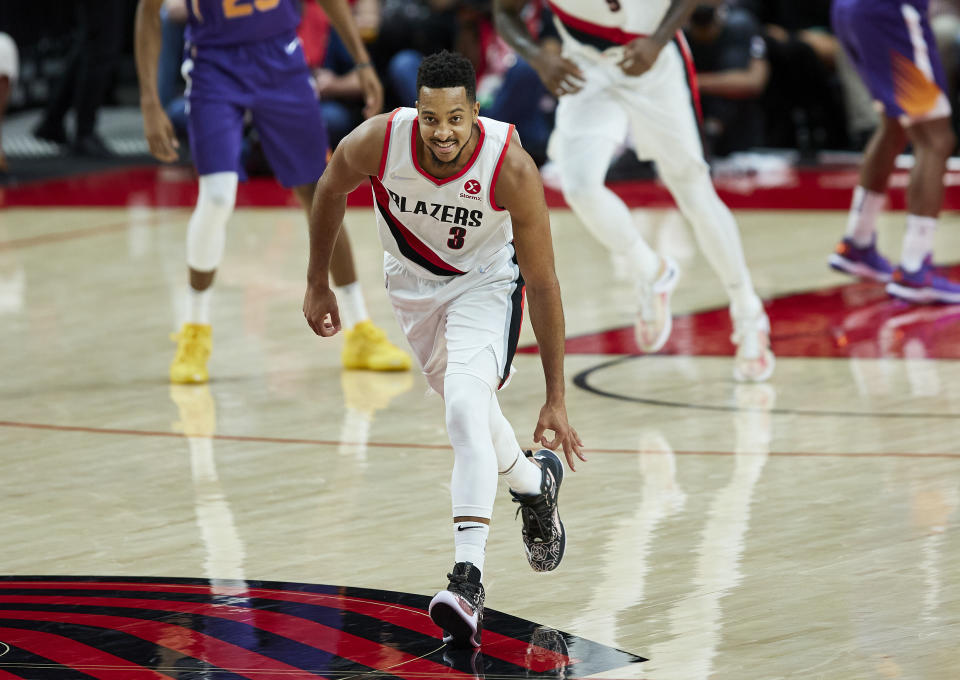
left=170, top=322, right=212, bottom=384
left=169, top=384, right=217, bottom=437
left=341, top=320, right=412, bottom=371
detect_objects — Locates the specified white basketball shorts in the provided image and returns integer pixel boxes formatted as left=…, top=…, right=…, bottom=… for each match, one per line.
left=384, top=245, right=525, bottom=395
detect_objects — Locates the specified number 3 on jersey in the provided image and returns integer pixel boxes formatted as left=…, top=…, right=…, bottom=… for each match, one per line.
left=223, top=0, right=280, bottom=18
left=447, top=227, right=466, bottom=250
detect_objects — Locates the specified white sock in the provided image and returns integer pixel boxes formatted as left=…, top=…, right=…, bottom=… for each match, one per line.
left=499, top=449, right=543, bottom=495
left=901, top=214, right=937, bottom=272
left=187, top=287, right=212, bottom=325
left=335, top=281, right=368, bottom=330
left=454, top=521, right=489, bottom=574
left=845, top=186, right=885, bottom=247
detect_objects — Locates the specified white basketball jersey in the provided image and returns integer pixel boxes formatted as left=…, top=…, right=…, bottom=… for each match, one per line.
left=547, top=0, right=669, bottom=45
left=371, top=107, right=516, bottom=280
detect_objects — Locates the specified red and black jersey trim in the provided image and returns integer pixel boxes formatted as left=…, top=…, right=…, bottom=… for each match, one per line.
left=371, top=177, right=465, bottom=277
left=547, top=1, right=645, bottom=50
left=499, top=247, right=526, bottom=389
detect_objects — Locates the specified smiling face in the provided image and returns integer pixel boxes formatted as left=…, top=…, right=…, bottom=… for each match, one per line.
left=416, top=86, right=480, bottom=168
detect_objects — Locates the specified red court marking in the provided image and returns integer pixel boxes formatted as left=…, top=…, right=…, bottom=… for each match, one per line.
left=0, top=611, right=322, bottom=680
left=517, top=267, right=960, bottom=360
left=0, top=420, right=956, bottom=458
left=0, top=626, right=177, bottom=679
left=0, top=595, right=464, bottom=679
left=6, top=165, right=960, bottom=210
left=0, top=584, right=569, bottom=672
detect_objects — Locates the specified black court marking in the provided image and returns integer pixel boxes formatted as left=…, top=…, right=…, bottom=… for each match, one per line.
left=0, top=576, right=645, bottom=680
left=573, top=355, right=960, bottom=419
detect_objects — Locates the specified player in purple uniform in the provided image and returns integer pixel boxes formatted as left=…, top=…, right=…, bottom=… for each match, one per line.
left=135, top=0, right=411, bottom=383
left=829, top=0, right=960, bottom=303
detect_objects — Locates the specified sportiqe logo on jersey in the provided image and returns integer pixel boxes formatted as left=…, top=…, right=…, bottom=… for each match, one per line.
left=386, top=189, right=483, bottom=227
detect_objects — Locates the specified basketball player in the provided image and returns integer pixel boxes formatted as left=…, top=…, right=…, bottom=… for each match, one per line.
left=303, top=51, right=585, bottom=648
left=829, top=0, right=960, bottom=304
left=135, top=0, right=411, bottom=383
left=494, top=0, right=774, bottom=382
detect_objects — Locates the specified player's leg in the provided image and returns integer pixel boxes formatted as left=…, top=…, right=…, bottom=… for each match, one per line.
left=171, top=82, right=246, bottom=384
left=427, top=253, right=526, bottom=646
left=254, top=38, right=409, bottom=370
left=829, top=115, right=905, bottom=282
left=859, top=1, right=960, bottom=303
left=887, top=115, right=960, bottom=302
left=550, top=91, right=660, bottom=280
left=489, top=392, right=566, bottom=573
left=550, top=84, right=673, bottom=353
left=828, top=0, right=904, bottom=282
left=635, top=44, right=772, bottom=381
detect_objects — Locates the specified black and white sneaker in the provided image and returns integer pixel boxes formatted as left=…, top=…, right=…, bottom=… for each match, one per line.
left=510, top=449, right=565, bottom=572
left=429, top=562, right=485, bottom=648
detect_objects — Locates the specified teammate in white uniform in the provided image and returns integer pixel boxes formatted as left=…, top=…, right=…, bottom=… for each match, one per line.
left=495, top=0, right=774, bottom=382
left=303, top=51, right=585, bottom=648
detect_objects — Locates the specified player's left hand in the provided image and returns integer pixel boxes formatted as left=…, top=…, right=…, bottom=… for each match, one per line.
left=534, top=401, right=586, bottom=471
left=356, top=65, right=384, bottom=119
left=619, top=36, right=664, bottom=77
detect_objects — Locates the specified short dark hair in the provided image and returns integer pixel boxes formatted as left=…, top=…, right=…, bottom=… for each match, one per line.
left=416, top=50, right=477, bottom=103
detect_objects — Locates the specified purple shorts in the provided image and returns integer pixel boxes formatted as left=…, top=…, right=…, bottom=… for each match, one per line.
left=832, top=0, right=950, bottom=123
left=184, top=32, right=328, bottom=187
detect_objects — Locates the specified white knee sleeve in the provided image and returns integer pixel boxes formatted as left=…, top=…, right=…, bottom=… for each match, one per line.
left=187, top=172, right=238, bottom=272
left=445, top=372, right=498, bottom=520
left=0, top=33, right=18, bottom=82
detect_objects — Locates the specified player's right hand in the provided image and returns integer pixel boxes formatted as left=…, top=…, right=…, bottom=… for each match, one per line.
left=303, top=283, right=342, bottom=337
left=534, top=401, right=586, bottom=471
left=531, top=52, right=585, bottom=98
left=142, top=103, right=179, bottom=163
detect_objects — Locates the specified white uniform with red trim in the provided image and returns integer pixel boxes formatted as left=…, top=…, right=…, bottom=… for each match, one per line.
left=371, top=107, right=525, bottom=394
left=546, top=0, right=706, bottom=179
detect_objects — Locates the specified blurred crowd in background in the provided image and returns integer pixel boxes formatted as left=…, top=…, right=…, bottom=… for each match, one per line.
left=4, top=0, right=960, bottom=178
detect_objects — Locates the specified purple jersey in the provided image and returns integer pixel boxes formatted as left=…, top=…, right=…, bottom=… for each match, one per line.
left=185, top=0, right=301, bottom=46
left=833, top=0, right=949, bottom=123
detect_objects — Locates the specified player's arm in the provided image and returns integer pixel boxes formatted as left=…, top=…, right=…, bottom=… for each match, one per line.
left=314, top=0, right=383, bottom=117
left=303, top=114, right=387, bottom=337
left=493, top=0, right=584, bottom=97
left=496, top=131, right=585, bottom=469
left=620, top=0, right=700, bottom=76
left=134, top=0, right=179, bottom=162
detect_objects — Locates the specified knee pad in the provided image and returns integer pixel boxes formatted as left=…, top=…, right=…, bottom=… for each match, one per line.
left=187, top=172, right=238, bottom=272
left=0, top=33, right=19, bottom=82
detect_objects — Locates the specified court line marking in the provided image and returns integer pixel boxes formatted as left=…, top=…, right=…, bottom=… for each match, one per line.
left=0, top=214, right=178, bottom=252
left=573, top=356, right=960, bottom=419
left=1, top=420, right=957, bottom=459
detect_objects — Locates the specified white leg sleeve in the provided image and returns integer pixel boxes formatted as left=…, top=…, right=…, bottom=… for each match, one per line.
left=554, top=135, right=661, bottom=280
left=659, top=165, right=762, bottom=318
left=187, top=172, right=238, bottom=272
left=445, top=372, right=498, bottom=520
